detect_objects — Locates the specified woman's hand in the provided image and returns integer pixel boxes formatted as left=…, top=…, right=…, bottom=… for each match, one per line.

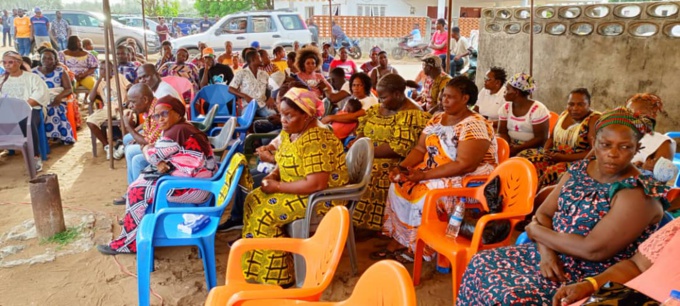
left=510, top=145, right=521, bottom=156
left=261, top=179, right=280, bottom=194
left=256, top=149, right=275, bottom=164
left=389, top=166, right=405, bottom=183
left=552, top=282, right=595, bottom=306
left=404, top=169, right=427, bottom=183
left=320, top=116, right=332, bottom=125
left=539, top=247, right=567, bottom=283
left=156, top=161, right=171, bottom=173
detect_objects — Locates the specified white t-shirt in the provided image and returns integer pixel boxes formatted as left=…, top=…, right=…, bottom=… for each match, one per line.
left=340, top=82, right=378, bottom=110
left=633, top=132, right=675, bottom=164
left=0, top=71, right=50, bottom=109
left=475, top=87, right=507, bottom=120
left=451, top=36, right=471, bottom=67
left=154, top=81, right=182, bottom=101
left=498, top=101, right=550, bottom=142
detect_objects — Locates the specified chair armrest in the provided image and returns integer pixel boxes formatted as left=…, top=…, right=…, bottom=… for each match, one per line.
left=665, top=132, right=680, bottom=139
left=228, top=287, right=321, bottom=306
left=154, top=179, right=219, bottom=211
left=469, top=210, right=531, bottom=252
left=225, top=238, right=305, bottom=281
left=421, top=187, right=480, bottom=226
left=462, top=175, right=489, bottom=187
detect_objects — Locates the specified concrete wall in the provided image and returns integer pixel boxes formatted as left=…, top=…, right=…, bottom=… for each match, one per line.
left=478, top=2, right=680, bottom=132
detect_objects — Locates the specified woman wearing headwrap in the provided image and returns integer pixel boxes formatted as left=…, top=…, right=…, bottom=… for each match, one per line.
left=626, top=93, right=676, bottom=181
left=0, top=50, right=50, bottom=171
left=457, top=107, right=669, bottom=305
left=240, top=88, right=349, bottom=287
left=497, top=73, right=551, bottom=156
left=97, top=96, right=217, bottom=255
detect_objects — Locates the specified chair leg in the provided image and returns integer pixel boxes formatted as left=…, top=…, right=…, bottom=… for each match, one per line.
left=346, top=223, right=358, bottom=276
left=451, top=253, right=466, bottom=305
left=200, top=236, right=217, bottom=290
left=22, top=146, right=36, bottom=179
left=412, top=238, right=425, bottom=286
left=136, top=240, right=153, bottom=306
left=38, top=113, right=49, bottom=160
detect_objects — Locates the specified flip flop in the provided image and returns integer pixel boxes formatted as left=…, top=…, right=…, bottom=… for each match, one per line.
left=369, top=247, right=407, bottom=261
left=393, top=249, right=415, bottom=264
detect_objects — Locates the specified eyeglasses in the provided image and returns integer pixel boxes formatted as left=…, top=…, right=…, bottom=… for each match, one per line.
left=149, top=110, right=170, bottom=120
left=2, top=60, right=16, bottom=65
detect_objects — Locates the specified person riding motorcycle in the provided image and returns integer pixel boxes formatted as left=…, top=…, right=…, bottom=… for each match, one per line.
left=407, top=23, right=422, bottom=47
left=332, top=21, right=352, bottom=47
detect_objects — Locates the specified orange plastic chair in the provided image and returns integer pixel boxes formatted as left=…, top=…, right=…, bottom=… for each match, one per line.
left=162, top=76, right=195, bottom=119
left=238, top=260, right=416, bottom=306
left=667, top=188, right=680, bottom=202
left=549, top=111, right=559, bottom=135
left=412, top=157, right=538, bottom=304
left=496, top=137, right=510, bottom=164
left=204, top=206, right=350, bottom=306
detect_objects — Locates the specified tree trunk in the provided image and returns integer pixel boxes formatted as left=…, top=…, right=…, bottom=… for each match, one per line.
left=29, top=174, right=66, bottom=238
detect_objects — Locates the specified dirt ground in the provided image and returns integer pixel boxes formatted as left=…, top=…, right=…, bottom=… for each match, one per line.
left=0, top=123, right=455, bottom=305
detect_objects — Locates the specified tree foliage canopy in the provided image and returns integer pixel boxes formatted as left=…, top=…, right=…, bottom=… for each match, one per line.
left=194, top=0, right=274, bottom=17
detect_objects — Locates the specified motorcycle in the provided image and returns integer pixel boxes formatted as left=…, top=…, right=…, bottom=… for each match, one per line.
left=391, top=37, right=431, bottom=60
left=329, top=38, right=362, bottom=60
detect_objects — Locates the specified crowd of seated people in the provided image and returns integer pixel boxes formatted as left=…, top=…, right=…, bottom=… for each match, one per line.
left=9, top=33, right=676, bottom=304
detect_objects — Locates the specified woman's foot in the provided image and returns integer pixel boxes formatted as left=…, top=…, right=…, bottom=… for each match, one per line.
left=96, top=244, right=133, bottom=255
left=393, top=249, right=415, bottom=264
left=112, top=194, right=126, bottom=205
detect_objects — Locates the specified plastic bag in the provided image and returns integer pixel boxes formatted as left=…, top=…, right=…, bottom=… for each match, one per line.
left=457, top=175, right=511, bottom=244
left=581, top=281, right=660, bottom=306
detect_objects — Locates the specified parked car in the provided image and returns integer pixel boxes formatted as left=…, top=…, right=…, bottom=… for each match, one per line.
left=170, top=18, right=200, bottom=36
left=42, top=10, right=161, bottom=54
left=118, top=16, right=159, bottom=31
left=170, top=10, right=311, bottom=54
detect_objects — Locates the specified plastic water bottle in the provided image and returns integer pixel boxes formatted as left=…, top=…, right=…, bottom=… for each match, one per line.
left=445, top=197, right=466, bottom=239
left=662, top=290, right=680, bottom=306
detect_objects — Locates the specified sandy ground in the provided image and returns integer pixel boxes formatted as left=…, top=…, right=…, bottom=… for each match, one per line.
left=0, top=102, right=454, bottom=304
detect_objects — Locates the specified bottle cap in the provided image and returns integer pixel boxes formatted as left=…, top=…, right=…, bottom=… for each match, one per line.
left=671, top=290, right=680, bottom=299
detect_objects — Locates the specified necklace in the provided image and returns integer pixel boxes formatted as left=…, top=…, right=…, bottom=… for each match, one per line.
left=142, top=99, right=162, bottom=143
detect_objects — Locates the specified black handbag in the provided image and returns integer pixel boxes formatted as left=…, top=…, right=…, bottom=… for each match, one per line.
left=458, top=176, right=511, bottom=244
left=581, top=281, right=660, bottom=306
left=141, top=164, right=173, bottom=180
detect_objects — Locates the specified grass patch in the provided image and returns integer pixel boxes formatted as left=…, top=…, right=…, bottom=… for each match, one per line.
left=41, top=227, right=81, bottom=247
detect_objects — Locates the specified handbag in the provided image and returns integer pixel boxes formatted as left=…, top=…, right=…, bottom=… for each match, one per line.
left=458, top=176, right=511, bottom=244
left=581, top=281, right=660, bottom=306
left=141, top=164, right=173, bottom=180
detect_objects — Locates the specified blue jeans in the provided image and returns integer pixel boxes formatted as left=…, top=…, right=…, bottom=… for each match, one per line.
left=56, top=37, right=67, bottom=51
left=16, top=38, right=31, bottom=56
left=125, top=144, right=148, bottom=184
left=256, top=106, right=277, bottom=118
left=438, top=54, right=465, bottom=76
left=123, top=133, right=134, bottom=146
left=3, top=29, right=12, bottom=46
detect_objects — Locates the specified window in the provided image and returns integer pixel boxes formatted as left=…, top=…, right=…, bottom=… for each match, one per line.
left=62, top=14, right=78, bottom=26
left=357, top=5, right=385, bottom=17
left=251, top=16, right=275, bottom=33
left=322, top=4, right=341, bottom=16
left=305, top=6, right=314, bottom=20
left=82, top=15, right=102, bottom=27
left=220, top=17, right=247, bottom=34
left=278, top=15, right=305, bottom=30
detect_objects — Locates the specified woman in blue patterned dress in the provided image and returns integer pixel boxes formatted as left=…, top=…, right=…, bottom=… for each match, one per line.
left=457, top=107, right=669, bottom=305
left=33, top=48, right=75, bottom=144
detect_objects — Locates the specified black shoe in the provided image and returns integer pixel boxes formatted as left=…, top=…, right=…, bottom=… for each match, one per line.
left=118, top=220, right=124, bottom=226
left=96, top=244, right=133, bottom=255
left=217, top=219, right=243, bottom=232
left=112, top=194, right=127, bottom=205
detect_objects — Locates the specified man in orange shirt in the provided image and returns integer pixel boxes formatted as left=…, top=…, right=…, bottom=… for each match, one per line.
left=13, top=8, right=31, bottom=56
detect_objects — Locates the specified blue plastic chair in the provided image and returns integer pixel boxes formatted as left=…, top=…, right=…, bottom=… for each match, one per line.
left=209, top=100, right=257, bottom=153
left=514, top=212, right=676, bottom=245
left=152, top=139, right=240, bottom=212
left=136, top=155, right=246, bottom=306
left=190, top=84, right=238, bottom=124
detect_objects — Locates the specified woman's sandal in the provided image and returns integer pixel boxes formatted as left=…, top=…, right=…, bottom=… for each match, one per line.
left=369, top=247, right=407, bottom=261
left=393, top=249, right=415, bottom=264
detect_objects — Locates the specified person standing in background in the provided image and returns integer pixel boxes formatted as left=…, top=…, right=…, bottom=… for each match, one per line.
left=198, top=14, right=212, bottom=33
left=307, top=19, right=318, bottom=43
left=155, top=17, right=169, bottom=43
left=30, top=7, right=50, bottom=50
left=2, top=10, right=12, bottom=47
left=14, top=9, right=31, bottom=56
left=50, top=11, right=70, bottom=51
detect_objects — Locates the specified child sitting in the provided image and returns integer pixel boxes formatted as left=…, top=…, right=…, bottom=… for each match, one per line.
left=330, top=98, right=363, bottom=141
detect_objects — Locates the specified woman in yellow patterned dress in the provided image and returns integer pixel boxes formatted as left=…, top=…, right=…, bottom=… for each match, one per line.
left=519, top=88, right=600, bottom=188
left=241, top=88, right=349, bottom=287
left=374, top=76, right=498, bottom=262
left=351, top=74, right=431, bottom=232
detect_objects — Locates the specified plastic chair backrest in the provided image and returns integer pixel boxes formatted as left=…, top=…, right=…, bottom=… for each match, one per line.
left=197, top=104, right=219, bottom=132
left=209, top=117, right=236, bottom=153
left=191, top=84, right=237, bottom=118
left=162, top=76, right=194, bottom=103
left=496, top=137, right=510, bottom=164
left=480, top=157, right=537, bottom=214
left=549, top=111, right=559, bottom=134
left=300, top=206, right=350, bottom=287
left=0, top=97, right=31, bottom=138
left=236, top=100, right=258, bottom=130
left=345, top=137, right=374, bottom=186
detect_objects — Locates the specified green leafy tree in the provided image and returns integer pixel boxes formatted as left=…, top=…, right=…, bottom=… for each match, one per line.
left=194, top=0, right=274, bottom=17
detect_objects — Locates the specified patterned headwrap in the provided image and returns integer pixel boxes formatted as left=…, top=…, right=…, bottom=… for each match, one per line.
left=595, top=107, right=654, bottom=138
left=507, top=73, right=536, bottom=94
left=283, top=87, right=318, bottom=117
left=627, top=93, right=664, bottom=119
left=156, top=95, right=186, bottom=118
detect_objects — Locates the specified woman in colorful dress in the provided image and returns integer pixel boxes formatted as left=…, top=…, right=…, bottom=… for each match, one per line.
left=294, top=46, right=331, bottom=99
left=97, top=96, right=217, bottom=255
left=520, top=88, right=600, bottom=187
left=457, top=108, right=669, bottom=305
left=159, top=48, right=200, bottom=91
left=58, top=35, right=98, bottom=90
left=32, top=48, right=76, bottom=144
left=375, top=76, right=498, bottom=262
left=626, top=93, right=675, bottom=179
left=554, top=217, right=680, bottom=305
left=240, top=88, right=349, bottom=287
left=497, top=73, right=550, bottom=157
left=351, top=74, right=431, bottom=232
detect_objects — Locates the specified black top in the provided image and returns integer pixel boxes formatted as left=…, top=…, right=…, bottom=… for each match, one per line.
left=199, top=63, right=234, bottom=86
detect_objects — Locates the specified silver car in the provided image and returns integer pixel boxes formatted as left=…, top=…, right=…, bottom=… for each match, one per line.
left=42, top=10, right=160, bottom=54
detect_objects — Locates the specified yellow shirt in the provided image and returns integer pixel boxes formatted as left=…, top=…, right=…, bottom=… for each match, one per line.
left=14, top=16, right=31, bottom=38
left=272, top=60, right=288, bottom=73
